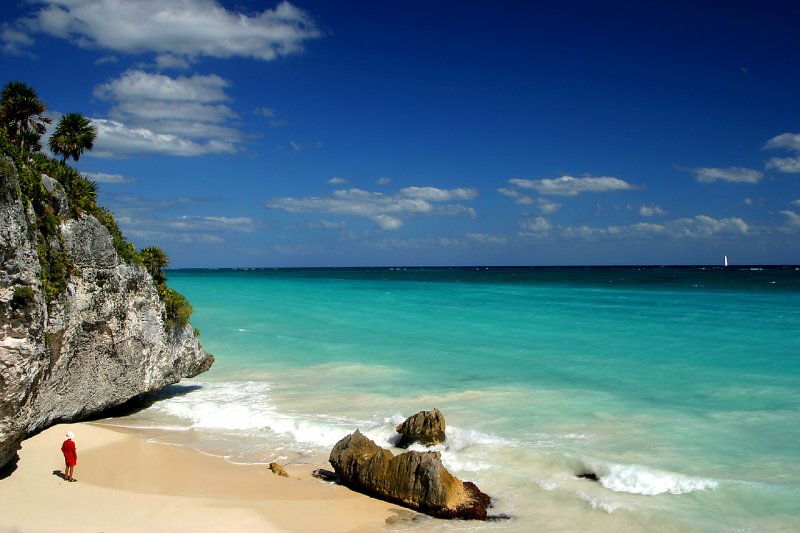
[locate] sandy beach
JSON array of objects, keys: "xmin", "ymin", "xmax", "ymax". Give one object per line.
[{"xmin": 0, "ymin": 422, "xmax": 408, "ymax": 533}]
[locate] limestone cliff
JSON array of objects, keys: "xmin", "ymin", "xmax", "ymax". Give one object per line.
[{"xmin": 0, "ymin": 157, "xmax": 214, "ymax": 468}]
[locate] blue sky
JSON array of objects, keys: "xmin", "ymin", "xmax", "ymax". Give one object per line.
[{"xmin": 2, "ymin": 0, "xmax": 799, "ymax": 267}]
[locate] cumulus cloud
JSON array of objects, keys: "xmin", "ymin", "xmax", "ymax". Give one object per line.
[
  {"xmin": 767, "ymin": 158, "xmax": 800, "ymax": 173},
  {"xmin": 377, "ymin": 177, "xmax": 392, "ymax": 186},
  {"xmin": 687, "ymin": 166, "xmax": 764, "ymax": 184},
  {"xmin": 90, "ymin": 70, "xmax": 242, "ymax": 157},
  {"xmin": 518, "ymin": 216, "xmax": 552, "ymax": 236},
  {"xmin": 328, "ymin": 177, "xmax": 349, "ymax": 185},
  {"xmin": 7, "ymin": 0, "xmax": 321, "ymax": 62},
  {"xmin": 265, "ymin": 186, "xmax": 478, "ymax": 230},
  {"xmin": 765, "ymin": 132, "xmax": 800, "ymax": 151},
  {"xmin": 90, "ymin": 118, "xmax": 237, "ymax": 158},
  {"xmin": 507, "ymin": 175, "xmax": 635, "ymax": 196},
  {"xmin": 639, "ymin": 204, "xmax": 667, "ymax": 217},
  {"xmin": 793, "ymin": 199, "xmax": 800, "ymax": 206},
  {"xmin": 95, "ymin": 69, "xmax": 230, "ymax": 107},
  {"xmin": 764, "ymin": 133, "xmax": 800, "ymax": 173}
]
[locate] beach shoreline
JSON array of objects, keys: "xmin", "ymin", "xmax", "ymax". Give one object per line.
[{"xmin": 0, "ymin": 422, "xmax": 408, "ymax": 533}]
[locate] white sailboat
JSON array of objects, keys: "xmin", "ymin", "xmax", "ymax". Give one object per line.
[{"xmin": 724, "ymin": 255, "xmax": 728, "ymax": 267}]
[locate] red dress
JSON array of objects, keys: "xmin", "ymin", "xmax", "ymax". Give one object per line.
[{"xmin": 61, "ymin": 439, "xmax": 76, "ymax": 466}]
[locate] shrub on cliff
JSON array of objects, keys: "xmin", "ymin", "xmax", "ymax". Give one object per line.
[{"xmin": 140, "ymin": 245, "xmax": 194, "ymax": 329}]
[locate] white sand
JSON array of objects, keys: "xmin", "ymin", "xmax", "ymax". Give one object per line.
[{"xmin": 0, "ymin": 422, "xmax": 409, "ymax": 533}]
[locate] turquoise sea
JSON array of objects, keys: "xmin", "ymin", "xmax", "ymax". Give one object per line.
[{"xmin": 109, "ymin": 267, "xmax": 800, "ymax": 532}]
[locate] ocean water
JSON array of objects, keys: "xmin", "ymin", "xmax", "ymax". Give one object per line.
[{"xmin": 106, "ymin": 267, "xmax": 800, "ymax": 532}]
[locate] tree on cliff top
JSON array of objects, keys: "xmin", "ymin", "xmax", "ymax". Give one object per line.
[
  {"xmin": 140, "ymin": 246, "xmax": 168, "ymax": 286},
  {"xmin": 0, "ymin": 81, "xmax": 52, "ymax": 151},
  {"xmin": 48, "ymin": 113, "xmax": 97, "ymax": 163}
]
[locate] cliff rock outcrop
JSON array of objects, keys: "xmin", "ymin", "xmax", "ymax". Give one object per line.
[
  {"xmin": 329, "ymin": 430, "xmax": 491, "ymax": 520},
  {"xmin": 395, "ymin": 408, "xmax": 446, "ymax": 448},
  {"xmin": 0, "ymin": 157, "xmax": 213, "ymax": 468}
]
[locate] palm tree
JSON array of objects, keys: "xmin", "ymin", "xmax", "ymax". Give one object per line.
[
  {"xmin": 0, "ymin": 81, "xmax": 52, "ymax": 151},
  {"xmin": 48, "ymin": 113, "xmax": 97, "ymax": 163}
]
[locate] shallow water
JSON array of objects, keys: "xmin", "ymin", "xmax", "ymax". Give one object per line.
[{"xmin": 106, "ymin": 267, "xmax": 800, "ymax": 531}]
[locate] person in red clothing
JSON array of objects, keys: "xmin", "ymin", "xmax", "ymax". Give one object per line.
[{"xmin": 61, "ymin": 431, "xmax": 77, "ymax": 482}]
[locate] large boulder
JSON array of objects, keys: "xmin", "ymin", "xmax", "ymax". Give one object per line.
[
  {"xmin": 329, "ymin": 430, "xmax": 491, "ymax": 520},
  {"xmin": 395, "ymin": 408, "xmax": 446, "ymax": 448}
]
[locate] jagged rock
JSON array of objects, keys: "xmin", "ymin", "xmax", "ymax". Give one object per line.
[
  {"xmin": 395, "ymin": 408, "xmax": 446, "ymax": 448},
  {"xmin": 0, "ymin": 158, "xmax": 214, "ymax": 469},
  {"xmin": 40, "ymin": 174, "xmax": 69, "ymax": 217},
  {"xmin": 269, "ymin": 462, "xmax": 288, "ymax": 477},
  {"xmin": 329, "ymin": 430, "xmax": 491, "ymax": 520}
]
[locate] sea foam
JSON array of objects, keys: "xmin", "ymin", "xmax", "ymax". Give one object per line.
[{"xmin": 592, "ymin": 462, "xmax": 719, "ymax": 495}]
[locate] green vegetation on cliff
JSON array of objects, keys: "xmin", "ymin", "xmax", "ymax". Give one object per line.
[{"xmin": 0, "ymin": 80, "xmax": 194, "ymax": 331}]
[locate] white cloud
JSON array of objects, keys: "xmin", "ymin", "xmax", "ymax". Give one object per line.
[
  {"xmin": 508, "ymin": 175, "xmax": 635, "ymax": 196},
  {"xmin": 94, "ymin": 54, "xmax": 118, "ymax": 65},
  {"xmin": 765, "ymin": 133, "xmax": 800, "ymax": 152},
  {"xmin": 372, "ymin": 215, "xmax": 404, "ymax": 230},
  {"xmin": 764, "ymin": 133, "xmax": 800, "ymax": 174},
  {"xmin": 167, "ymin": 215, "xmax": 258, "ymax": 233},
  {"xmin": 328, "ymin": 177, "xmax": 349, "ymax": 185},
  {"xmin": 83, "ymin": 171, "xmax": 135, "ymax": 184},
  {"xmin": 466, "ymin": 233, "xmax": 507, "ymax": 244},
  {"xmin": 255, "ymin": 107, "xmax": 288, "ymax": 127},
  {"xmin": 104, "ymin": 196, "xmax": 258, "ymax": 245},
  {"xmin": 95, "ymin": 70, "xmax": 231, "ymax": 104},
  {"xmin": 91, "ymin": 118, "xmax": 237, "ymax": 158},
  {"xmin": 780, "ymin": 210, "xmax": 800, "ymax": 227},
  {"xmin": 155, "ymin": 54, "xmax": 191, "ymax": 71},
  {"xmin": 372, "ymin": 237, "xmax": 467, "ymax": 251},
  {"xmin": 639, "ymin": 205, "xmax": 667, "ymax": 217},
  {"xmin": 518, "ymin": 216, "xmax": 551, "ymax": 236},
  {"xmin": 766, "ymin": 157, "xmax": 800, "ymax": 173},
  {"xmin": 315, "ymin": 220, "xmax": 347, "ymax": 230},
  {"xmin": 688, "ymin": 166, "xmax": 764, "ymax": 184},
  {"xmin": 255, "ymin": 107, "xmax": 277, "ymax": 118},
  {"xmin": 265, "ymin": 186, "xmax": 478, "ymax": 230},
  {"xmin": 1, "ymin": 26, "xmax": 35, "ymax": 55},
  {"xmin": 286, "ymin": 140, "xmax": 323, "ymax": 152},
  {"xmin": 14, "ymin": 0, "xmax": 321, "ymax": 62},
  {"xmin": 398, "ymin": 186, "xmax": 478, "ymax": 201},
  {"xmin": 792, "ymin": 199, "xmax": 800, "ymax": 206},
  {"xmin": 498, "ymin": 188, "xmax": 561, "ymax": 213},
  {"xmin": 560, "ymin": 215, "xmax": 749, "ymax": 240},
  {"xmin": 90, "ymin": 70, "xmax": 242, "ymax": 157},
  {"xmin": 377, "ymin": 177, "xmax": 392, "ymax": 186}
]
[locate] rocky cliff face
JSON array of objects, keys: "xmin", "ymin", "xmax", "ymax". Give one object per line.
[{"xmin": 0, "ymin": 157, "xmax": 213, "ymax": 468}]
